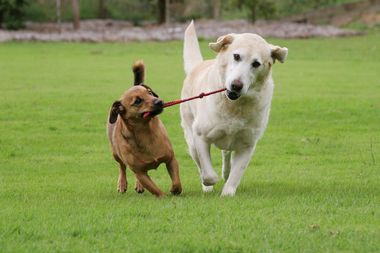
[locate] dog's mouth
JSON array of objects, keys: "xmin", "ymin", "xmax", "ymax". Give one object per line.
[
  {"xmin": 142, "ymin": 107, "xmax": 163, "ymax": 119},
  {"xmin": 226, "ymin": 90, "xmax": 241, "ymax": 100}
]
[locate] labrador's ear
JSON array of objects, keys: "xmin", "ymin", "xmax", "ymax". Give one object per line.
[
  {"xmin": 270, "ymin": 44, "xmax": 288, "ymax": 63},
  {"xmin": 132, "ymin": 60, "xmax": 144, "ymax": 85},
  {"xmin": 109, "ymin": 101, "xmax": 125, "ymax": 124},
  {"xmin": 209, "ymin": 34, "xmax": 235, "ymax": 52},
  {"xmin": 140, "ymin": 84, "xmax": 159, "ymax": 98}
]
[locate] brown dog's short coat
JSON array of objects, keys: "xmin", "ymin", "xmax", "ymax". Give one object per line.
[{"xmin": 107, "ymin": 60, "xmax": 182, "ymax": 197}]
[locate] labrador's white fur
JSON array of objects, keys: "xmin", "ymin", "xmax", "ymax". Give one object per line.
[{"xmin": 180, "ymin": 21, "xmax": 288, "ymax": 196}]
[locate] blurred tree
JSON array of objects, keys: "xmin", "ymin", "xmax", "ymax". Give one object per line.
[
  {"xmin": 180, "ymin": 1, "xmax": 209, "ymax": 21},
  {"xmin": 98, "ymin": 0, "xmax": 108, "ymax": 19},
  {"xmin": 72, "ymin": 0, "xmax": 80, "ymax": 29},
  {"xmin": 158, "ymin": 0, "xmax": 170, "ymax": 24},
  {"xmin": 0, "ymin": 0, "xmax": 27, "ymax": 30},
  {"xmin": 0, "ymin": 1, "xmax": 4, "ymax": 26},
  {"xmin": 56, "ymin": 0, "xmax": 61, "ymax": 29},
  {"xmin": 212, "ymin": 0, "xmax": 221, "ymax": 20},
  {"xmin": 277, "ymin": 0, "xmax": 340, "ymax": 17},
  {"xmin": 235, "ymin": 0, "xmax": 276, "ymax": 22}
]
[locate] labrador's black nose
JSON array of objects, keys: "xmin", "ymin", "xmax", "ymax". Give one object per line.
[
  {"xmin": 154, "ymin": 99, "xmax": 163, "ymax": 107},
  {"xmin": 231, "ymin": 80, "xmax": 243, "ymax": 92}
]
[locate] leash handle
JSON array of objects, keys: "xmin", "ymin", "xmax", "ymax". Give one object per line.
[{"xmin": 163, "ymin": 88, "xmax": 226, "ymax": 108}]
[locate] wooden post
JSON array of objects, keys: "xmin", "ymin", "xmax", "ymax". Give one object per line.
[
  {"xmin": 158, "ymin": 0, "xmax": 170, "ymax": 24},
  {"xmin": 98, "ymin": 0, "xmax": 107, "ymax": 19},
  {"xmin": 56, "ymin": 0, "xmax": 61, "ymax": 31},
  {"xmin": 165, "ymin": 0, "xmax": 170, "ymax": 24},
  {"xmin": 212, "ymin": 0, "xmax": 221, "ymax": 20},
  {"xmin": 72, "ymin": 0, "xmax": 80, "ymax": 30}
]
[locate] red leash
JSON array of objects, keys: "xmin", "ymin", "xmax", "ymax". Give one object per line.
[
  {"xmin": 143, "ymin": 87, "xmax": 226, "ymax": 118},
  {"xmin": 163, "ymin": 88, "xmax": 226, "ymax": 108}
]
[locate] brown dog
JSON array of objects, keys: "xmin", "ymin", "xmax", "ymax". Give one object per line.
[{"xmin": 107, "ymin": 60, "xmax": 182, "ymax": 198}]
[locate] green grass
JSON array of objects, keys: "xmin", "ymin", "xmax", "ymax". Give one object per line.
[{"xmin": 0, "ymin": 34, "xmax": 379, "ymax": 252}]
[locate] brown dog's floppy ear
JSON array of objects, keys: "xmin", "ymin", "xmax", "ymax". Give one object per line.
[
  {"xmin": 209, "ymin": 34, "xmax": 234, "ymax": 52},
  {"xmin": 270, "ymin": 44, "xmax": 288, "ymax": 63},
  {"xmin": 132, "ymin": 60, "xmax": 144, "ymax": 85},
  {"xmin": 109, "ymin": 101, "xmax": 125, "ymax": 124}
]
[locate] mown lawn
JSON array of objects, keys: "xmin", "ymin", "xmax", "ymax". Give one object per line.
[{"xmin": 0, "ymin": 34, "xmax": 379, "ymax": 252}]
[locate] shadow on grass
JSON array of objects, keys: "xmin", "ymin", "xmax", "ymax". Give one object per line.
[
  {"xmin": 92, "ymin": 179, "xmax": 379, "ymax": 202},
  {"xmin": 236, "ymin": 180, "xmax": 379, "ymax": 199}
]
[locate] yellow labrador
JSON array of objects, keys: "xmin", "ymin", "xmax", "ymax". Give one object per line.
[{"xmin": 180, "ymin": 21, "xmax": 288, "ymax": 196}]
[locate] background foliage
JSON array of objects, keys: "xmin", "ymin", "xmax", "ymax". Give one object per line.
[
  {"xmin": 0, "ymin": 0, "xmax": 27, "ymax": 29},
  {"xmin": 0, "ymin": 0, "xmax": 362, "ymax": 29}
]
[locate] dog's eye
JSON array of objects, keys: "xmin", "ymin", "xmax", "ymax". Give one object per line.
[
  {"xmin": 233, "ymin": 54, "xmax": 241, "ymax": 62},
  {"xmin": 134, "ymin": 97, "xmax": 143, "ymax": 105},
  {"xmin": 251, "ymin": 60, "xmax": 261, "ymax": 68}
]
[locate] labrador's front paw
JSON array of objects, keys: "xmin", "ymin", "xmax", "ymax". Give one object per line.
[
  {"xmin": 201, "ymin": 171, "xmax": 219, "ymax": 186},
  {"xmin": 202, "ymin": 185, "xmax": 214, "ymax": 193},
  {"xmin": 221, "ymin": 185, "xmax": 236, "ymax": 197}
]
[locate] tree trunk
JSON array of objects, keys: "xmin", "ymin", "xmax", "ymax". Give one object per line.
[
  {"xmin": 212, "ymin": 0, "xmax": 221, "ymax": 20},
  {"xmin": 158, "ymin": 0, "xmax": 170, "ymax": 24},
  {"xmin": 98, "ymin": 0, "xmax": 107, "ymax": 19},
  {"xmin": 72, "ymin": 0, "xmax": 80, "ymax": 30},
  {"xmin": 56, "ymin": 0, "xmax": 61, "ymax": 31},
  {"xmin": 248, "ymin": 0, "xmax": 258, "ymax": 23},
  {"xmin": 165, "ymin": 0, "xmax": 170, "ymax": 24}
]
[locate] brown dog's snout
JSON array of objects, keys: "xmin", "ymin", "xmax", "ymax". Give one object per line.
[
  {"xmin": 231, "ymin": 80, "xmax": 243, "ymax": 92},
  {"xmin": 154, "ymin": 99, "xmax": 164, "ymax": 107}
]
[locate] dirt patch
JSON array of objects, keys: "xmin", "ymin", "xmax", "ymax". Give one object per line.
[{"xmin": 0, "ymin": 19, "xmax": 362, "ymax": 43}]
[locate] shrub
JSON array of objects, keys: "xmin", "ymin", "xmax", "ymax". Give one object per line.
[
  {"xmin": 0, "ymin": 0, "xmax": 27, "ymax": 30},
  {"xmin": 234, "ymin": 0, "xmax": 277, "ymax": 22}
]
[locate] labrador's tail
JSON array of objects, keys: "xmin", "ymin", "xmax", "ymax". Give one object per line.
[{"xmin": 183, "ymin": 21, "xmax": 203, "ymax": 76}]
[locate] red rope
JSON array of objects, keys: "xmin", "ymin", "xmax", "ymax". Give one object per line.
[
  {"xmin": 143, "ymin": 88, "xmax": 226, "ymax": 118},
  {"xmin": 163, "ymin": 88, "xmax": 226, "ymax": 108}
]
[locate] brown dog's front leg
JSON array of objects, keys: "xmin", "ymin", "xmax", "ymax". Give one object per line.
[
  {"xmin": 135, "ymin": 172, "xmax": 164, "ymax": 198},
  {"xmin": 118, "ymin": 163, "xmax": 127, "ymax": 193},
  {"xmin": 166, "ymin": 157, "xmax": 182, "ymax": 195}
]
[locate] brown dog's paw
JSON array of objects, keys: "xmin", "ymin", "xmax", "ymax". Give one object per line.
[
  {"xmin": 117, "ymin": 181, "xmax": 127, "ymax": 193},
  {"xmin": 134, "ymin": 181, "xmax": 145, "ymax": 194},
  {"xmin": 134, "ymin": 186, "xmax": 145, "ymax": 194},
  {"xmin": 156, "ymin": 192, "xmax": 165, "ymax": 198},
  {"xmin": 117, "ymin": 186, "xmax": 127, "ymax": 193},
  {"xmin": 170, "ymin": 184, "xmax": 182, "ymax": 195}
]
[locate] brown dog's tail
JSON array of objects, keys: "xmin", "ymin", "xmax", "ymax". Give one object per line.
[{"xmin": 132, "ymin": 60, "xmax": 144, "ymax": 85}]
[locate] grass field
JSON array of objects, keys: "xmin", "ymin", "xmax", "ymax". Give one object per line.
[{"xmin": 0, "ymin": 34, "xmax": 379, "ymax": 252}]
